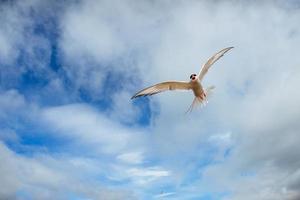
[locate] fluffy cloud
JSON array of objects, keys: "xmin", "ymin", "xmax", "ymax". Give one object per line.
[
  {"xmin": 143, "ymin": 1, "xmax": 300, "ymax": 199},
  {"xmin": 41, "ymin": 103, "xmax": 172, "ymax": 186},
  {"xmin": 1, "ymin": 0, "xmax": 300, "ymax": 199},
  {"xmin": 0, "ymin": 141, "xmax": 136, "ymax": 200}
]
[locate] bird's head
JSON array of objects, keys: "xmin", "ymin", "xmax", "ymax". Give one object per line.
[{"xmin": 190, "ymin": 73, "xmax": 197, "ymax": 82}]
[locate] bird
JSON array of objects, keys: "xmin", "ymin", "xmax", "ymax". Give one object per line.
[{"xmin": 131, "ymin": 47, "xmax": 234, "ymax": 112}]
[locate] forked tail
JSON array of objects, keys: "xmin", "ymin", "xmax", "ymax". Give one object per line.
[{"xmin": 185, "ymin": 85, "xmax": 215, "ymax": 113}]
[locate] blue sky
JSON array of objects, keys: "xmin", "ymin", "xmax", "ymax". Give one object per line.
[{"xmin": 1, "ymin": 0, "xmax": 300, "ymax": 200}]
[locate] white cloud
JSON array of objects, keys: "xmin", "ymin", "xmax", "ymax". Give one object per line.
[
  {"xmin": 109, "ymin": 91, "xmax": 141, "ymax": 124},
  {"xmin": 117, "ymin": 151, "xmax": 144, "ymax": 165},
  {"xmin": 0, "ymin": 0, "xmax": 64, "ymax": 94},
  {"xmin": 0, "ymin": 141, "xmax": 137, "ymax": 200},
  {"xmin": 0, "ymin": 2, "xmax": 24, "ymax": 64},
  {"xmin": 42, "ymin": 104, "xmax": 136, "ymax": 154},
  {"xmin": 60, "ymin": 1, "xmax": 125, "ymax": 63},
  {"xmin": 127, "ymin": 167, "xmax": 170, "ymax": 178},
  {"xmin": 0, "ymin": 31, "xmax": 13, "ymax": 62},
  {"xmin": 41, "ymin": 103, "xmax": 173, "ymax": 195},
  {"xmin": 154, "ymin": 192, "xmax": 176, "ymax": 199},
  {"xmin": 126, "ymin": 167, "xmax": 171, "ymax": 186},
  {"xmin": 114, "ymin": 1, "xmax": 300, "ymax": 199},
  {"xmin": 0, "ymin": 89, "xmax": 170, "ymax": 199},
  {"xmin": 58, "ymin": 0, "xmax": 171, "ymax": 101},
  {"xmin": 0, "ymin": 90, "xmax": 26, "ymax": 115},
  {"xmin": 1, "ymin": 0, "xmax": 300, "ymax": 199}
]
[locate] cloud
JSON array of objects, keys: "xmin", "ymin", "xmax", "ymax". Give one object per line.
[
  {"xmin": 106, "ymin": 1, "xmax": 300, "ymax": 199},
  {"xmin": 0, "ymin": 90, "xmax": 26, "ymax": 116},
  {"xmin": 0, "ymin": 89, "xmax": 170, "ymax": 199},
  {"xmin": 1, "ymin": 0, "xmax": 300, "ymax": 199},
  {"xmin": 117, "ymin": 151, "xmax": 144, "ymax": 164},
  {"xmin": 154, "ymin": 192, "xmax": 176, "ymax": 199},
  {"xmin": 0, "ymin": 1, "xmax": 24, "ymax": 64},
  {"xmin": 41, "ymin": 103, "xmax": 173, "ymax": 197},
  {"xmin": 58, "ymin": 0, "xmax": 172, "ymax": 103},
  {"xmin": 41, "ymin": 103, "xmax": 143, "ymax": 155},
  {"xmin": 0, "ymin": 141, "xmax": 136, "ymax": 200}
]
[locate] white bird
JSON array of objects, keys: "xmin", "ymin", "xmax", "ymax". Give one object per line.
[{"xmin": 131, "ymin": 47, "xmax": 233, "ymax": 112}]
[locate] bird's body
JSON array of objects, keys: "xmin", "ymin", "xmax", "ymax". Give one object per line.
[
  {"xmin": 131, "ymin": 47, "xmax": 234, "ymax": 112},
  {"xmin": 190, "ymin": 80, "xmax": 205, "ymax": 99}
]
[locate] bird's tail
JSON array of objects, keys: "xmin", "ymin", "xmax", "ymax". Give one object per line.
[
  {"xmin": 185, "ymin": 85, "xmax": 215, "ymax": 114},
  {"xmin": 185, "ymin": 97, "xmax": 199, "ymax": 114}
]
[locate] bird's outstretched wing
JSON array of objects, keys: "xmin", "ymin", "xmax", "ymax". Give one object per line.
[
  {"xmin": 131, "ymin": 81, "xmax": 191, "ymax": 99},
  {"xmin": 198, "ymin": 47, "xmax": 234, "ymax": 82}
]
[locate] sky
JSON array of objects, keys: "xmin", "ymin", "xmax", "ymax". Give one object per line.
[{"xmin": 0, "ymin": 0, "xmax": 300, "ymax": 199}]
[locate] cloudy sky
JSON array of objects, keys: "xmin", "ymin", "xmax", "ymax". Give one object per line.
[{"xmin": 1, "ymin": 0, "xmax": 300, "ymax": 199}]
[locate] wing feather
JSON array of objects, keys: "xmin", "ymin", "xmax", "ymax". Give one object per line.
[
  {"xmin": 198, "ymin": 47, "xmax": 234, "ymax": 81},
  {"xmin": 131, "ymin": 81, "xmax": 191, "ymax": 99}
]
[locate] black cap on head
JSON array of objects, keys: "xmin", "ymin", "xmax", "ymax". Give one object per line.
[{"xmin": 190, "ymin": 74, "xmax": 196, "ymax": 79}]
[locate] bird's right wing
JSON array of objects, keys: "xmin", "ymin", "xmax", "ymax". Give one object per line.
[
  {"xmin": 198, "ymin": 47, "xmax": 234, "ymax": 82},
  {"xmin": 131, "ymin": 81, "xmax": 191, "ymax": 99}
]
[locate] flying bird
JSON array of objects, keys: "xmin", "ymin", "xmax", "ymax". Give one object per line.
[{"xmin": 131, "ymin": 47, "xmax": 234, "ymax": 112}]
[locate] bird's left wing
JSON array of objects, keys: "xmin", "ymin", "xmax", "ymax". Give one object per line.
[
  {"xmin": 131, "ymin": 81, "xmax": 191, "ymax": 99},
  {"xmin": 198, "ymin": 47, "xmax": 234, "ymax": 82}
]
